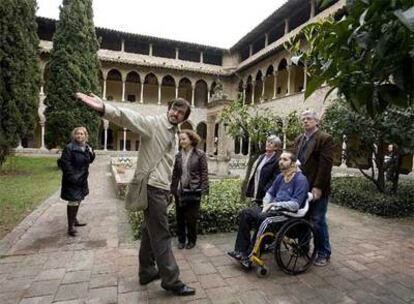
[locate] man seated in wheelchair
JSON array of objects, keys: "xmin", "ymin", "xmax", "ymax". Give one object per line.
[{"xmin": 228, "ymin": 151, "xmax": 309, "ymax": 269}]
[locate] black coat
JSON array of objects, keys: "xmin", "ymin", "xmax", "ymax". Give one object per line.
[
  {"xmin": 171, "ymin": 148, "xmax": 209, "ymax": 196},
  {"xmin": 60, "ymin": 142, "xmax": 95, "ymax": 202},
  {"xmin": 245, "ymin": 152, "xmax": 281, "ymax": 201}
]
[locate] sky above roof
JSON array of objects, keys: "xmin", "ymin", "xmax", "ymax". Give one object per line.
[{"xmin": 36, "ymin": 0, "xmax": 287, "ymax": 48}]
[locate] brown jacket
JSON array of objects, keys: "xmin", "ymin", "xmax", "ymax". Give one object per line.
[
  {"xmin": 294, "ymin": 130, "xmax": 335, "ymax": 196},
  {"xmin": 171, "ymin": 148, "xmax": 209, "ymax": 196}
]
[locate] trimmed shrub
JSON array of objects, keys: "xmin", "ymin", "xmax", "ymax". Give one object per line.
[
  {"xmin": 128, "ymin": 179, "xmax": 249, "ymax": 239},
  {"xmin": 331, "ymin": 177, "xmax": 414, "ymax": 217}
]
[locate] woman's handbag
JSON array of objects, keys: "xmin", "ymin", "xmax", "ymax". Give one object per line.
[{"xmin": 179, "ymin": 188, "xmax": 202, "ymax": 205}]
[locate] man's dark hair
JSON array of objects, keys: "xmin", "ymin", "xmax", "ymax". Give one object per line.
[
  {"xmin": 283, "ymin": 150, "xmax": 297, "ymax": 163},
  {"xmin": 168, "ymin": 98, "xmax": 191, "ymax": 120}
]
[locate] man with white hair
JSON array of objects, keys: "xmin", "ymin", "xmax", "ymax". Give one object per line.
[{"xmin": 294, "ymin": 109, "xmax": 335, "ymax": 266}]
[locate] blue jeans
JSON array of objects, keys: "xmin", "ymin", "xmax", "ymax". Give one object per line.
[{"xmin": 308, "ymin": 196, "xmax": 331, "ymax": 258}]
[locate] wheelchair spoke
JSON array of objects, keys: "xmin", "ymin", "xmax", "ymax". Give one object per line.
[{"xmin": 291, "ymin": 253, "xmax": 299, "ymax": 272}]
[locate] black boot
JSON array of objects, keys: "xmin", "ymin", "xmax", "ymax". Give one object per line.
[
  {"xmin": 67, "ymin": 205, "xmax": 77, "ymax": 236},
  {"xmin": 73, "ymin": 205, "xmax": 87, "ymax": 227}
]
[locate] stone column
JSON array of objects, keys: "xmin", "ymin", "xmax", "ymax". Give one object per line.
[
  {"xmin": 261, "ymin": 76, "xmax": 265, "ymax": 103},
  {"xmin": 103, "ymin": 119, "xmax": 109, "ymax": 151},
  {"xmin": 122, "ymin": 128, "xmax": 127, "ymax": 151},
  {"xmin": 40, "ymin": 122, "xmax": 46, "ymax": 150},
  {"xmin": 149, "ymin": 43, "xmax": 153, "ymax": 56},
  {"xmin": 206, "ymin": 116, "xmax": 216, "ymax": 155},
  {"xmin": 157, "ymin": 83, "xmax": 161, "ymax": 105},
  {"xmin": 121, "ymin": 39, "xmax": 125, "ymax": 52},
  {"xmin": 251, "ymin": 81, "xmax": 256, "ymax": 105},
  {"xmin": 310, "ymin": 0, "xmax": 316, "ymax": 18},
  {"xmin": 286, "ymin": 65, "xmax": 291, "ymax": 95},
  {"xmin": 303, "ymin": 64, "xmax": 308, "ymax": 91},
  {"xmin": 121, "ymin": 80, "xmax": 126, "ymax": 102},
  {"xmin": 102, "ymin": 75, "xmax": 107, "ymax": 99},
  {"xmin": 175, "ymin": 48, "xmax": 179, "ymax": 60},
  {"xmin": 38, "ymin": 91, "xmax": 46, "ymax": 150},
  {"xmin": 264, "ymin": 33, "xmax": 269, "ymax": 47},
  {"xmin": 243, "ymin": 85, "xmax": 247, "ymax": 104},
  {"xmin": 200, "ymin": 51, "xmax": 204, "ymax": 63},
  {"xmin": 249, "ymin": 44, "xmax": 253, "ymax": 57},
  {"xmin": 191, "ymin": 84, "xmax": 195, "ymax": 107},
  {"xmin": 273, "ymin": 71, "xmax": 278, "ymax": 98},
  {"xmin": 284, "ymin": 18, "xmax": 289, "ymax": 35},
  {"xmin": 207, "ymin": 89, "xmax": 210, "ymax": 103},
  {"xmin": 175, "ymin": 85, "xmax": 179, "ymax": 99},
  {"xmin": 340, "ymin": 135, "xmax": 347, "ymax": 168},
  {"xmin": 140, "ymin": 82, "xmax": 144, "ymax": 103},
  {"xmin": 16, "ymin": 139, "xmax": 23, "ymax": 150}
]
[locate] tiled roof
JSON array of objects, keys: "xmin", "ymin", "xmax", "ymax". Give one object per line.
[{"xmin": 39, "ymin": 40, "xmax": 230, "ymax": 75}]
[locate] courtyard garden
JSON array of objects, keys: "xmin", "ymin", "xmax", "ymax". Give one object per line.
[{"xmin": 0, "ymin": 156, "xmax": 61, "ymax": 239}]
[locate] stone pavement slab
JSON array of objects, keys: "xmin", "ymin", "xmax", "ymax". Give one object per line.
[{"xmin": 0, "ymin": 155, "xmax": 413, "ymax": 303}]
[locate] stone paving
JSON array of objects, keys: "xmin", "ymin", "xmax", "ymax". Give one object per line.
[{"xmin": 0, "ymin": 155, "xmax": 413, "ymax": 304}]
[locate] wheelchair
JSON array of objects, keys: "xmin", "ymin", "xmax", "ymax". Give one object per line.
[{"xmin": 249, "ymin": 193, "xmax": 319, "ymax": 278}]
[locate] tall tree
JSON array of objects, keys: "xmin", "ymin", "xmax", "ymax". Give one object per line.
[
  {"xmin": 287, "ymin": 0, "xmax": 414, "ymax": 117},
  {"xmin": 322, "ymin": 101, "xmax": 414, "ymax": 193},
  {"xmin": 44, "ymin": 0, "xmax": 101, "ymax": 148},
  {"xmin": 0, "ymin": 0, "xmax": 40, "ymax": 167}
]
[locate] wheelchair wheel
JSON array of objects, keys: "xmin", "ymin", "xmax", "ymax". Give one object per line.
[
  {"xmin": 274, "ymin": 219, "xmax": 318, "ymax": 275},
  {"xmin": 255, "ymin": 265, "xmax": 270, "ymax": 278}
]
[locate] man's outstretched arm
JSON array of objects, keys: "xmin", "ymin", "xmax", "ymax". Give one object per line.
[{"xmin": 75, "ymin": 92, "xmax": 104, "ymax": 113}]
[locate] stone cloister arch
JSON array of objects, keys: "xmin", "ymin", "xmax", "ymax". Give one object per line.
[
  {"xmin": 194, "ymin": 80, "xmax": 208, "ymax": 108},
  {"xmin": 161, "ymin": 75, "xmax": 176, "ymax": 104},
  {"xmin": 264, "ymin": 65, "xmax": 274, "ymax": 100},
  {"xmin": 245, "ymin": 76, "xmax": 252, "ymax": 104},
  {"xmin": 125, "ymin": 71, "xmax": 140, "ymax": 102},
  {"xmin": 196, "ymin": 122, "xmax": 207, "ymax": 151},
  {"xmin": 143, "ymin": 73, "xmax": 159, "ymax": 104},
  {"xmin": 106, "ymin": 69, "xmax": 122, "ymax": 101},
  {"xmin": 178, "ymin": 78, "xmax": 192, "ymax": 104},
  {"xmin": 238, "ymin": 80, "xmax": 244, "ymax": 102},
  {"xmin": 277, "ymin": 59, "xmax": 288, "ymax": 97},
  {"xmin": 254, "ymin": 70, "xmax": 263, "ymax": 104}
]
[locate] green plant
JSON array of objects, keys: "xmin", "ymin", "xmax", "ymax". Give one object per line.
[
  {"xmin": 331, "ymin": 177, "xmax": 414, "ymax": 217},
  {"xmin": 0, "ymin": 0, "xmax": 40, "ymax": 167},
  {"xmin": 44, "ymin": 0, "xmax": 101, "ymax": 149},
  {"xmin": 128, "ymin": 179, "xmax": 250, "ymax": 239},
  {"xmin": 322, "ymin": 102, "xmax": 414, "ymax": 193},
  {"xmin": 287, "ymin": 0, "xmax": 414, "ymax": 116}
]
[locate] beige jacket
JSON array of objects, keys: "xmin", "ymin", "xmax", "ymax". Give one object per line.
[{"xmin": 103, "ymin": 103, "xmax": 178, "ymax": 190}]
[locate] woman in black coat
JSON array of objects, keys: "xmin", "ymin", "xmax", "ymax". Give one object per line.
[
  {"xmin": 60, "ymin": 127, "xmax": 95, "ymax": 236},
  {"xmin": 245, "ymin": 135, "xmax": 282, "ymax": 205},
  {"xmin": 171, "ymin": 129, "xmax": 209, "ymax": 249}
]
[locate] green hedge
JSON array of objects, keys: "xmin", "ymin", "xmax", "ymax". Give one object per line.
[
  {"xmin": 331, "ymin": 177, "xmax": 414, "ymax": 217},
  {"xmin": 128, "ymin": 179, "xmax": 250, "ymax": 239}
]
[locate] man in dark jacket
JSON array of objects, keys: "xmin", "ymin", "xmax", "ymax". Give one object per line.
[
  {"xmin": 245, "ymin": 135, "xmax": 282, "ymax": 205},
  {"xmin": 294, "ymin": 109, "xmax": 335, "ymax": 266}
]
